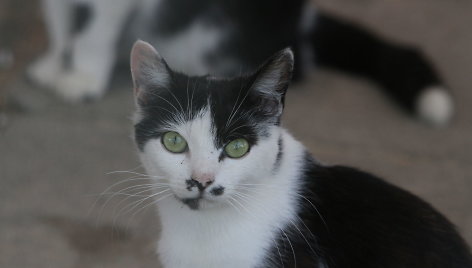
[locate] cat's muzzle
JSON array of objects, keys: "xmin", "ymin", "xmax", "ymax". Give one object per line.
[{"xmin": 176, "ymin": 179, "xmax": 225, "ymax": 210}]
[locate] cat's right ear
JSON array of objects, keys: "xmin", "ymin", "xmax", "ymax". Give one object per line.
[
  {"xmin": 250, "ymin": 48, "xmax": 294, "ymax": 117},
  {"xmin": 130, "ymin": 40, "xmax": 170, "ymax": 104}
]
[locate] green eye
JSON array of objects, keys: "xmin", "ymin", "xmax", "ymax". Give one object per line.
[
  {"xmin": 162, "ymin": 132, "xmax": 187, "ymax": 153},
  {"xmin": 224, "ymin": 138, "xmax": 249, "ymax": 158}
]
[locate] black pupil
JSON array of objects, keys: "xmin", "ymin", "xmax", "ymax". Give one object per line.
[
  {"xmin": 234, "ymin": 141, "xmax": 242, "ymax": 150},
  {"xmin": 172, "ymin": 135, "xmax": 179, "ymax": 144}
]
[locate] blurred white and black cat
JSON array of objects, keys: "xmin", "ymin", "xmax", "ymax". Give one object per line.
[
  {"xmin": 130, "ymin": 40, "xmax": 472, "ymax": 268},
  {"xmin": 29, "ymin": 0, "xmax": 452, "ymax": 126}
]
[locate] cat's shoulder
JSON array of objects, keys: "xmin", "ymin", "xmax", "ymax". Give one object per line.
[
  {"xmin": 303, "ymin": 162, "xmax": 445, "ymax": 222},
  {"xmin": 297, "ymin": 160, "xmax": 472, "ymax": 267}
]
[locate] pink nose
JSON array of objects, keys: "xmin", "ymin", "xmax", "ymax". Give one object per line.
[{"xmin": 192, "ymin": 172, "xmax": 215, "ymax": 186}]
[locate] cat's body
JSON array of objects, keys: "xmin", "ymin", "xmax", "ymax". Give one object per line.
[
  {"xmin": 130, "ymin": 41, "xmax": 472, "ymax": 268},
  {"xmin": 270, "ymin": 160, "xmax": 472, "ymax": 267},
  {"xmin": 31, "ymin": 0, "xmax": 453, "ymax": 125}
]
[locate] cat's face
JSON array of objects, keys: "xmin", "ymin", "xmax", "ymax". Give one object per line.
[{"xmin": 130, "ymin": 41, "xmax": 293, "ymax": 210}]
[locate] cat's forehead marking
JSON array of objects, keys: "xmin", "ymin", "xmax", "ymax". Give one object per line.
[
  {"xmin": 177, "ymin": 73, "xmax": 280, "ymax": 149},
  {"xmin": 175, "ymin": 109, "xmax": 221, "ymax": 175},
  {"xmin": 174, "ymin": 108, "xmax": 215, "ymax": 148},
  {"xmin": 135, "ymin": 74, "xmax": 272, "ymax": 150}
]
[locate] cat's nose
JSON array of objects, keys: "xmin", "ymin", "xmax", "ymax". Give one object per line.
[{"xmin": 190, "ymin": 173, "xmax": 214, "ymax": 190}]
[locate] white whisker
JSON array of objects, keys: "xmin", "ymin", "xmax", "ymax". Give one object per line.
[
  {"xmin": 281, "ymin": 229, "xmax": 297, "ymax": 268},
  {"xmin": 88, "ymin": 176, "xmax": 154, "ymax": 218},
  {"xmin": 130, "ymin": 193, "xmax": 173, "ymax": 219},
  {"xmin": 116, "ymin": 188, "xmax": 171, "ymax": 220}
]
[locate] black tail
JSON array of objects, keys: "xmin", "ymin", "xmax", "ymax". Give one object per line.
[{"xmin": 310, "ymin": 13, "xmax": 453, "ymax": 126}]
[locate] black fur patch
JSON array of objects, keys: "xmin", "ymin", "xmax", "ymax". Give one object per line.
[
  {"xmin": 134, "ymin": 73, "xmax": 209, "ymax": 151},
  {"xmin": 312, "ymin": 13, "xmax": 444, "ymax": 113},
  {"xmin": 135, "ymin": 71, "xmax": 282, "ymax": 152},
  {"xmin": 272, "ymin": 136, "xmax": 283, "ymax": 173},
  {"xmin": 186, "ymin": 179, "xmax": 201, "ymax": 191},
  {"xmin": 210, "ymin": 186, "xmax": 224, "ymax": 196},
  {"xmin": 263, "ymin": 154, "xmax": 472, "ymax": 267},
  {"xmin": 72, "ymin": 3, "xmax": 93, "ymax": 34},
  {"xmin": 182, "ymin": 198, "xmax": 200, "ymax": 210},
  {"xmin": 208, "ymin": 75, "xmax": 263, "ymax": 148}
]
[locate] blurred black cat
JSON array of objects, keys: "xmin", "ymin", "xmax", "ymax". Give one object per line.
[{"xmin": 29, "ymin": 0, "xmax": 452, "ymax": 126}]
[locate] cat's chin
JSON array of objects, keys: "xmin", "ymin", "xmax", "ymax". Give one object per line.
[{"xmin": 173, "ymin": 195, "xmax": 226, "ymax": 211}]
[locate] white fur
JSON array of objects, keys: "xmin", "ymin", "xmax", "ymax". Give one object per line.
[
  {"xmin": 29, "ymin": 0, "xmax": 139, "ymax": 102},
  {"xmin": 138, "ymin": 109, "xmax": 306, "ymax": 268},
  {"xmin": 151, "ymin": 19, "xmax": 224, "ymax": 76},
  {"xmin": 27, "ymin": 0, "xmax": 71, "ymax": 89},
  {"xmin": 30, "ymin": 0, "xmax": 223, "ymax": 101},
  {"xmin": 416, "ymin": 86, "xmax": 454, "ymax": 126}
]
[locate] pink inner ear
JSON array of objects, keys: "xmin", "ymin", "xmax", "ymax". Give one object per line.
[
  {"xmin": 130, "ymin": 40, "xmax": 169, "ymax": 100},
  {"xmin": 130, "ymin": 40, "xmax": 156, "ymax": 87}
]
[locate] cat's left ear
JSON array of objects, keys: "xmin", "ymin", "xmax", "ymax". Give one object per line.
[
  {"xmin": 251, "ymin": 48, "xmax": 294, "ymax": 117},
  {"xmin": 130, "ymin": 40, "xmax": 171, "ymax": 104}
]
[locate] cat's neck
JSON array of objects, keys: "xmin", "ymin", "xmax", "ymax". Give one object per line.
[{"xmin": 155, "ymin": 128, "xmax": 307, "ymax": 268}]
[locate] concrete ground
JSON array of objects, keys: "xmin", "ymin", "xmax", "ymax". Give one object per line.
[{"xmin": 1, "ymin": 0, "xmax": 471, "ymax": 267}]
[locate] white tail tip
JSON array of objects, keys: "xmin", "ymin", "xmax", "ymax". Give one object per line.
[{"xmin": 416, "ymin": 86, "xmax": 454, "ymax": 127}]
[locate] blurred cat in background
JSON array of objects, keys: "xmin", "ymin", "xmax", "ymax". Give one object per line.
[{"xmin": 28, "ymin": 0, "xmax": 453, "ymax": 126}]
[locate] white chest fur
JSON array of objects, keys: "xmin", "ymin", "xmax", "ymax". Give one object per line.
[
  {"xmin": 157, "ymin": 199, "xmax": 277, "ymax": 268},
  {"xmin": 155, "ymin": 132, "xmax": 305, "ymax": 268}
]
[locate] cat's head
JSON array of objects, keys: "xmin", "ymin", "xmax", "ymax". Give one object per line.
[{"xmin": 130, "ymin": 40, "xmax": 293, "ymax": 210}]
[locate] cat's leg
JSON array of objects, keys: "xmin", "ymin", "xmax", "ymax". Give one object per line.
[
  {"xmin": 27, "ymin": 0, "xmax": 72, "ymax": 89},
  {"xmin": 311, "ymin": 14, "xmax": 454, "ymax": 127},
  {"xmin": 55, "ymin": 0, "xmax": 135, "ymax": 102}
]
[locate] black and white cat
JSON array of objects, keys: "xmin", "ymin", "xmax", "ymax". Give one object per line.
[
  {"xmin": 30, "ymin": 0, "xmax": 453, "ymax": 126},
  {"xmin": 130, "ymin": 40, "xmax": 472, "ymax": 268}
]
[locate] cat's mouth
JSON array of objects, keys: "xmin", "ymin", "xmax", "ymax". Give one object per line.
[
  {"xmin": 176, "ymin": 193, "xmax": 221, "ymax": 210},
  {"xmin": 174, "ymin": 182, "xmax": 226, "ymax": 210},
  {"xmin": 181, "ymin": 197, "xmax": 201, "ymax": 210}
]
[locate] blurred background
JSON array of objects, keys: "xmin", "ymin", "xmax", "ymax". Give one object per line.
[{"xmin": 1, "ymin": 0, "xmax": 471, "ymax": 267}]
